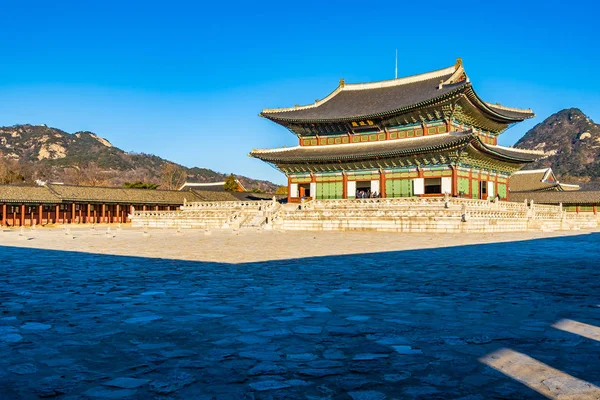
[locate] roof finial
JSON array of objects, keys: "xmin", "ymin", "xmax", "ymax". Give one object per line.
[
  {"xmin": 395, "ymin": 49, "xmax": 398, "ymax": 79},
  {"xmin": 455, "ymin": 57, "xmax": 463, "ymax": 68},
  {"xmin": 339, "ymin": 78, "xmax": 345, "ymax": 88}
]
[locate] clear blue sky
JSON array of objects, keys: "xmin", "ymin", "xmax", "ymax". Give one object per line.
[{"xmin": 1, "ymin": 0, "xmax": 599, "ymax": 185}]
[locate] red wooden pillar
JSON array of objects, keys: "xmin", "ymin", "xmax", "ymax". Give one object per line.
[
  {"xmin": 38, "ymin": 204, "xmax": 43, "ymax": 225},
  {"xmin": 468, "ymin": 169, "xmax": 473, "ymax": 198},
  {"xmin": 342, "ymin": 172, "xmax": 348, "ymax": 199},
  {"xmin": 101, "ymin": 204, "xmax": 106, "ymax": 223},
  {"xmin": 576, "ymin": 205, "xmax": 580, "ymax": 214},
  {"xmin": 451, "ymin": 165, "xmax": 458, "ymax": 197},
  {"xmin": 593, "ymin": 205, "xmax": 597, "ymax": 215},
  {"xmin": 78, "ymin": 205, "xmax": 82, "ymax": 224},
  {"xmin": 20, "ymin": 204, "xmax": 25, "ymax": 227},
  {"xmin": 70, "ymin": 203, "xmax": 75, "ymax": 224},
  {"xmin": 166, "ymin": 205, "xmax": 170, "ymax": 211},
  {"xmin": 380, "ymin": 170, "xmax": 386, "ymax": 198},
  {"xmin": 116, "ymin": 205, "xmax": 120, "ymax": 223},
  {"xmin": 155, "ymin": 205, "xmax": 159, "ymax": 211},
  {"xmin": 2, "ymin": 203, "xmax": 6, "ymax": 227},
  {"xmin": 86, "ymin": 203, "xmax": 91, "ymax": 224},
  {"xmin": 143, "ymin": 205, "xmax": 147, "ymax": 212},
  {"xmin": 13, "ymin": 206, "xmax": 17, "ymax": 227},
  {"xmin": 55, "ymin": 204, "xmax": 59, "ymax": 224}
]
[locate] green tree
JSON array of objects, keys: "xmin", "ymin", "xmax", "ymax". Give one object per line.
[{"xmin": 223, "ymin": 173, "xmax": 239, "ymax": 192}]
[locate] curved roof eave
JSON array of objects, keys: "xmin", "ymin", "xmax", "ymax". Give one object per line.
[
  {"xmin": 465, "ymin": 87, "xmax": 535, "ymax": 122},
  {"xmin": 259, "ymin": 84, "xmax": 468, "ymax": 124}
]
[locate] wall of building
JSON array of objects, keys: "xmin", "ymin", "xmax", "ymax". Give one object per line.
[{"xmin": 287, "ymin": 166, "xmax": 510, "ymax": 203}]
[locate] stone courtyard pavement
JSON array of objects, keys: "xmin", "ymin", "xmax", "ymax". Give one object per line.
[{"xmin": 1, "ymin": 230, "xmax": 599, "ymax": 399}]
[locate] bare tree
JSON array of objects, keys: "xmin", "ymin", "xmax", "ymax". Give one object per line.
[
  {"xmin": 0, "ymin": 153, "xmax": 28, "ymax": 184},
  {"xmin": 81, "ymin": 162, "xmax": 109, "ymax": 186},
  {"xmin": 160, "ymin": 162, "xmax": 187, "ymax": 190}
]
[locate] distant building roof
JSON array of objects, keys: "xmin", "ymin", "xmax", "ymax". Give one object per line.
[
  {"xmin": 0, "ymin": 184, "xmax": 203, "ymax": 205},
  {"xmin": 0, "ymin": 186, "xmax": 61, "ymax": 204},
  {"xmin": 179, "ymin": 179, "xmax": 246, "ymax": 192},
  {"xmin": 509, "ymin": 168, "xmax": 580, "ymax": 192},
  {"xmin": 510, "ymin": 190, "xmax": 600, "ymax": 205}
]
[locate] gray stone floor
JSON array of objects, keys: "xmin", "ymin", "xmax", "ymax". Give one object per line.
[{"xmin": 1, "ymin": 233, "xmax": 599, "ymax": 399}]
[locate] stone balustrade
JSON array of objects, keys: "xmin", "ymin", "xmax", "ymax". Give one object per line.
[{"xmin": 182, "ymin": 201, "xmax": 264, "ymax": 210}]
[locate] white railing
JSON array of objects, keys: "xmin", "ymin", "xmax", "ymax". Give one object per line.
[{"xmin": 181, "ymin": 200, "xmax": 265, "ymax": 210}]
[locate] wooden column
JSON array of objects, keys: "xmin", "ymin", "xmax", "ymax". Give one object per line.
[
  {"xmin": 593, "ymin": 205, "xmax": 597, "ymax": 215},
  {"xmin": 287, "ymin": 176, "xmax": 292, "ymax": 203},
  {"xmin": 20, "ymin": 204, "xmax": 25, "ymax": 227},
  {"xmin": 155, "ymin": 205, "xmax": 159, "ymax": 211},
  {"xmin": 468, "ymin": 168, "xmax": 473, "ymax": 198},
  {"xmin": 450, "ymin": 166, "xmax": 458, "ymax": 197},
  {"xmin": 143, "ymin": 205, "xmax": 147, "ymax": 211},
  {"xmin": 2, "ymin": 203, "xmax": 6, "ymax": 227},
  {"xmin": 116, "ymin": 205, "xmax": 120, "ymax": 223},
  {"xmin": 38, "ymin": 204, "xmax": 43, "ymax": 225},
  {"xmin": 78, "ymin": 205, "xmax": 82, "ymax": 224},
  {"xmin": 13, "ymin": 206, "xmax": 17, "ymax": 227},
  {"xmin": 55, "ymin": 205, "xmax": 60, "ymax": 224},
  {"xmin": 87, "ymin": 203, "xmax": 91, "ymax": 224},
  {"xmin": 101, "ymin": 204, "xmax": 106, "ymax": 223},
  {"xmin": 166, "ymin": 205, "xmax": 170, "ymax": 211},
  {"xmin": 380, "ymin": 170, "xmax": 386, "ymax": 198},
  {"xmin": 342, "ymin": 172, "xmax": 348, "ymax": 199},
  {"xmin": 576, "ymin": 205, "xmax": 580, "ymax": 214}
]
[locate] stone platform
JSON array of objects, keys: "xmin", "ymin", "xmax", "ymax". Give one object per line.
[
  {"xmin": 0, "ymin": 228, "xmax": 599, "ymax": 399},
  {"xmin": 130, "ymin": 198, "xmax": 598, "ymax": 233}
]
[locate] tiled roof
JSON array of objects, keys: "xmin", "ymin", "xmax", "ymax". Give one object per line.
[
  {"xmin": 251, "ymin": 132, "xmax": 542, "ymax": 163},
  {"xmin": 261, "ymin": 78, "xmax": 465, "ymax": 122},
  {"xmin": 191, "ymin": 190, "xmax": 241, "ymax": 202},
  {"xmin": 260, "ymin": 61, "xmax": 534, "ymax": 123},
  {"xmin": 46, "ymin": 184, "xmax": 203, "ymax": 204},
  {"xmin": 510, "ymin": 191, "xmax": 600, "ymax": 205},
  {"xmin": 0, "ymin": 186, "xmax": 61, "ymax": 203},
  {"xmin": 509, "ymin": 170, "xmax": 557, "ymax": 192}
]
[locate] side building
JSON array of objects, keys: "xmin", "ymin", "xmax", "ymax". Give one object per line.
[
  {"xmin": 0, "ymin": 184, "xmax": 205, "ymax": 227},
  {"xmin": 251, "ymin": 59, "xmax": 543, "ymax": 202}
]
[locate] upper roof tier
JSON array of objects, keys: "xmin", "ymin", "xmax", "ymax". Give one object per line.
[{"xmin": 260, "ymin": 59, "xmax": 534, "ymax": 128}]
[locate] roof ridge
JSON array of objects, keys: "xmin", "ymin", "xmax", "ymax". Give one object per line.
[
  {"xmin": 261, "ymin": 62, "xmax": 458, "ymax": 115},
  {"xmin": 486, "ymin": 144, "xmax": 546, "ymax": 155},
  {"xmin": 485, "ymin": 102, "xmax": 533, "ymax": 113},
  {"xmin": 512, "ymin": 168, "xmax": 552, "ymax": 174}
]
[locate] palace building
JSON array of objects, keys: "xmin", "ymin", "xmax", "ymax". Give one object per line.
[{"xmin": 251, "ymin": 59, "xmax": 544, "ymax": 202}]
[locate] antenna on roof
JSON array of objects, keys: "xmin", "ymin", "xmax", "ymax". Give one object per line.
[{"xmin": 395, "ymin": 49, "xmax": 398, "ymax": 79}]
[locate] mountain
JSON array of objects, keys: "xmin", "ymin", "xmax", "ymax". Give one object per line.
[
  {"xmin": 514, "ymin": 108, "xmax": 600, "ymax": 189},
  {"xmin": 0, "ymin": 124, "xmax": 279, "ymax": 192}
]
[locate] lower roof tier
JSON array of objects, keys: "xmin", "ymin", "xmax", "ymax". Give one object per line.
[{"xmin": 251, "ymin": 131, "xmax": 543, "ymax": 166}]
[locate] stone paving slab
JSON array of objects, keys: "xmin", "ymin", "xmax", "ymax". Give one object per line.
[{"xmin": 0, "ymin": 229, "xmax": 599, "ymax": 399}]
